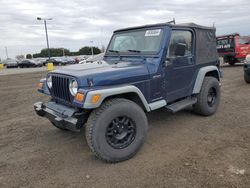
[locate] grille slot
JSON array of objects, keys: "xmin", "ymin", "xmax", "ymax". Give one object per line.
[{"xmin": 51, "ymin": 75, "xmax": 71, "ymax": 102}]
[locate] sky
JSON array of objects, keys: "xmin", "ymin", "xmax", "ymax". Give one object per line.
[{"xmin": 0, "ymin": 0, "xmax": 249, "ymax": 59}]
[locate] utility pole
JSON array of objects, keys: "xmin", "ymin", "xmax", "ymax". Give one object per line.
[
  {"xmin": 62, "ymin": 48, "xmax": 65, "ymax": 56},
  {"xmin": 37, "ymin": 17, "xmax": 52, "ymax": 60},
  {"xmin": 90, "ymin": 41, "xmax": 94, "ymax": 57},
  {"xmin": 5, "ymin": 46, "xmax": 9, "ymax": 59}
]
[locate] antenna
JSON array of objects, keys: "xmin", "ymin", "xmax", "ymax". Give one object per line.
[{"xmin": 167, "ymin": 18, "xmax": 175, "ymax": 24}]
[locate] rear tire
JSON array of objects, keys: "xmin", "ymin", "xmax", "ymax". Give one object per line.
[
  {"xmin": 228, "ymin": 57, "xmax": 236, "ymax": 66},
  {"xmin": 193, "ymin": 77, "xmax": 220, "ymax": 116},
  {"xmin": 244, "ymin": 72, "xmax": 250, "ymax": 83},
  {"xmin": 85, "ymin": 98, "xmax": 148, "ymax": 163}
]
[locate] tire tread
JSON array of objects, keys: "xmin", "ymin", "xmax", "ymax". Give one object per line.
[{"xmin": 85, "ymin": 98, "xmax": 145, "ymax": 163}]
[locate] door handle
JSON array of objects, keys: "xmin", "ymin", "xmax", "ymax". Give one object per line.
[
  {"xmin": 164, "ymin": 58, "xmax": 172, "ymax": 67},
  {"xmin": 164, "ymin": 60, "xmax": 170, "ymax": 67},
  {"xmin": 187, "ymin": 56, "xmax": 193, "ymax": 64}
]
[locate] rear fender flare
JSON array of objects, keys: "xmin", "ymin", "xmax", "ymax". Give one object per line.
[{"xmin": 192, "ymin": 66, "xmax": 220, "ymax": 94}]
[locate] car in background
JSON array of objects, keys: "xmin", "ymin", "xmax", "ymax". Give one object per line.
[
  {"xmin": 33, "ymin": 58, "xmax": 47, "ymax": 66},
  {"xmin": 4, "ymin": 58, "xmax": 18, "ymax": 68},
  {"xmin": 79, "ymin": 53, "xmax": 104, "ymax": 64},
  {"xmin": 18, "ymin": 59, "xmax": 43, "ymax": 68},
  {"xmin": 217, "ymin": 33, "xmax": 250, "ymax": 65},
  {"xmin": 33, "ymin": 59, "xmax": 44, "ymax": 67},
  {"xmin": 45, "ymin": 57, "xmax": 76, "ymax": 66},
  {"xmin": 75, "ymin": 55, "xmax": 88, "ymax": 63},
  {"xmin": 243, "ymin": 54, "xmax": 250, "ymax": 83},
  {"xmin": 59, "ymin": 57, "xmax": 75, "ymax": 65},
  {"xmin": 45, "ymin": 58, "xmax": 60, "ymax": 66}
]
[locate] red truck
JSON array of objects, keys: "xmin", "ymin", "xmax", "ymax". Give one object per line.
[{"xmin": 217, "ymin": 33, "xmax": 250, "ymax": 65}]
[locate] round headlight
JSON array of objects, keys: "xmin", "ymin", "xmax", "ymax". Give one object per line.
[
  {"xmin": 47, "ymin": 75, "xmax": 52, "ymax": 89},
  {"xmin": 69, "ymin": 79, "xmax": 78, "ymax": 96}
]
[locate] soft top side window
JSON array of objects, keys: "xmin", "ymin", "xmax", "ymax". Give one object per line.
[{"xmin": 167, "ymin": 30, "xmax": 193, "ymax": 58}]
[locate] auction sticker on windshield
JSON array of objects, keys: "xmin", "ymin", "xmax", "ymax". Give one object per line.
[{"xmin": 145, "ymin": 29, "xmax": 161, "ymax": 37}]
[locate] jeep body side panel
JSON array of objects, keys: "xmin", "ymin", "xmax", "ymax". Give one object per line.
[
  {"xmin": 146, "ymin": 27, "xmax": 171, "ymax": 103},
  {"xmin": 163, "ymin": 27, "xmax": 197, "ymax": 103},
  {"xmin": 192, "ymin": 65, "xmax": 220, "ymax": 94}
]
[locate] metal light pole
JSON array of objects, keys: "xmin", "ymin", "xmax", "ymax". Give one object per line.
[
  {"xmin": 62, "ymin": 48, "xmax": 65, "ymax": 56},
  {"xmin": 90, "ymin": 41, "xmax": 94, "ymax": 57},
  {"xmin": 5, "ymin": 46, "xmax": 9, "ymax": 59},
  {"xmin": 37, "ymin": 17, "xmax": 52, "ymax": 59}
]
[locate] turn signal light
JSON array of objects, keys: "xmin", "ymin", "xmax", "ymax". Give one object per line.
[
  {"xmin": 92, "ymin": 94, "xmax": 101, "ymax": 104},
  {"xmin": 37, "ymin": 82, "xmax": 43, "ymax": 89},
  {"xmin": 75, "ymin": 93, "xmax": 84, "ymax": 102}
]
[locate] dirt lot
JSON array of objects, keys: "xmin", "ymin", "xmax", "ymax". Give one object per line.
[{"xmin": 0, "ymin": 65, "xmax": 250, "ymax": 188}]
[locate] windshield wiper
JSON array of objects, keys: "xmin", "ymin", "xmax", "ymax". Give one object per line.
[
  {"xmin": 108, "ymin": 50, "xmax": 120, "ymax": 54},
  {"xmin": 108, "ymin": 50, "xmax": 121, "ymax": 62},
  {"xmin": 128, "ymin": 49, "xmax": 141, "ymax": 53}
]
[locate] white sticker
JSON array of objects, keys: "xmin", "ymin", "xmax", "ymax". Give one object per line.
[{"xmin": 145, "ymin": 29, "xmax": 161, "ymax": 37}]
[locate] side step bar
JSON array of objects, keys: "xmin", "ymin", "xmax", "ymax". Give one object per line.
[{"xmin": 165, "ymin": 98, "xmax": 197, "ymax": 113}]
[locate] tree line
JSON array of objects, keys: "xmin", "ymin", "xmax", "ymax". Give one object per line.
[{"xmin": 26, "ymin": 46, "xmax": 102, "ymax": 59}]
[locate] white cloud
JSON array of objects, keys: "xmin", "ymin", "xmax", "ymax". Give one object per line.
[{"xmin": 0, "ymin": 0, "xmax": 249, "ymax": 58}]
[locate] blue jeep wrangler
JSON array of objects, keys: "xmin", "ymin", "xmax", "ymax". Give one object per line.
[{"xmin": 34, "ymin": 22, "xmax": 222, "ymax": 163}]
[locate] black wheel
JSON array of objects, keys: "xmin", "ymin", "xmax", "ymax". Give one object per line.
[
  {"xmin": 244, "ymin": 72, "xmax": 250, "ymax": 83},
  {"xmin": 85, "ymin": 98, "xmax": 148, "ymax": 163},
  {"xmin": 193, "ymin": 77, "xmax": 220, "ymax": 116},
  {"xmin": 228, "ymin": 57, "xmax": 236, "ymax": 66}
]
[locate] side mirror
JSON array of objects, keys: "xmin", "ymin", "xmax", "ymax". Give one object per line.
[{"xmin": 175, "ymin": 43, "xmax": 186, "ymax": 57}]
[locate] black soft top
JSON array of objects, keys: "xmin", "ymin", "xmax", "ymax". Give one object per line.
[
  {"xmin": 114, "ymin": 22, "xmax": 218, "ymax": 64},
  {"xmin": 114, "ymin": 22, "xmax": 215, "ymax": 33}
]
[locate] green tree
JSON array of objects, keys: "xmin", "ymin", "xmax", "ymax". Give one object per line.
[
  {"xmin": 26, "ymin": 54, "xmax": 32, "ymax": 59},
  {"xmin": 32, "ymin": 47, "xmax": 101, "ymax": 58},
  {"xmin": 39, "ymin": 48, "xmax": 70, "ymax": 58},
  {"xmin": 78, "ymin": 46, "xmax": 101, "ymax": 55},
  {"xmin": 33, "ymin": 53, "xmax": 42, "ymax": 58}
]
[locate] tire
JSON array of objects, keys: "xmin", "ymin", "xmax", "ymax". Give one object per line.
[
  {"xmin": 85, "ymin": 98, "xmax": 148, "ymax": 163},
  {"xmin": 228, "ymin": 57, "xmax": 236, "ymax": 66},
  {"xmin": 244, "ymin": 72, "xmax": 250, "ymax": 83},
  {"xmin": 228, "ymin": 61, "xmax": 235, "ymax": 66},
  {"xmin": 193, "ymin": 77, "xmax": 220, "ymax": 116}
]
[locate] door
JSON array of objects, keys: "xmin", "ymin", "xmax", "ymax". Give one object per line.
[{"xmin": 165, "ymin": 29, "xmax": 196, "ymax": 102}]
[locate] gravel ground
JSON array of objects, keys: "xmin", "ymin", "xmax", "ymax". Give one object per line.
[
  {"xmin": 0, "ymin": 65, "xmax": 250, "ymax": 188},
  {"xmin": 0, "ymin": 67, "xmax": 47, "ymax": 76}
]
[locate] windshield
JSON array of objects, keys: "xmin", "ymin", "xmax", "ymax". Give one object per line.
[
  {"xmin": 107, "ymin": 29, "xmax": 163, "ymax": 54},
  {"xmin": 239, "ymin": 37, "xmax": 250, "ymax": 45},
  {"xmin": 217, "ymin": 36, "xmax": 235, "ymax": 53}
]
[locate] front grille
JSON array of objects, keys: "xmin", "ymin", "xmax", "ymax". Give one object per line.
[{"xmin": 51, "ymin": 75, "xmax": 71, "ymax": 102}]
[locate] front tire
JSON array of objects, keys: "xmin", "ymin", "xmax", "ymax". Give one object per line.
[
  {"xmin": 244, "ymin": 72, "xmax": 250, "ymax": 83},
  {"xmin": 193, "ymin": 77, "xmax": 220, "ymax": 116},
  {"xmin": 85, "ymin": 98, "xmax": 148, "ymax": 163}
]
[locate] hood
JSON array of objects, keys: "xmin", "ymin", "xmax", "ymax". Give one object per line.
[{"xmin": 51, "ymin": 60, "xmax": 150, "ymax": 87}]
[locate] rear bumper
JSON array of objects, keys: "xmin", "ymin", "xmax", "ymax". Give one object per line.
[{"xmin": 34, "ymin": 101, "xmax": 87, "ymax": 132}]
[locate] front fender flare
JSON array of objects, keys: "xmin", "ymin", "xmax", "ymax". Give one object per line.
[{"xmin": 83, "ymin": 85, "xmax": 151, "ymax": 111}]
